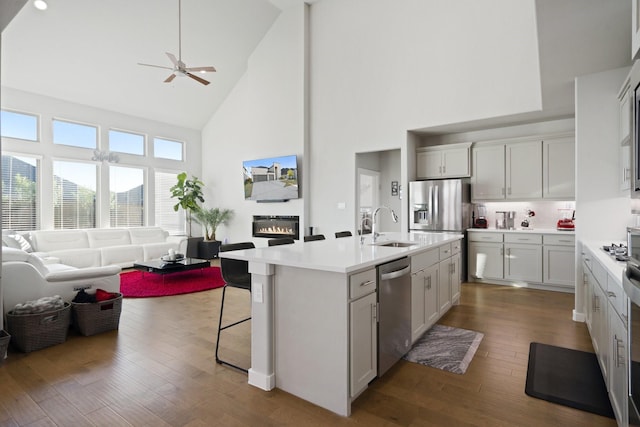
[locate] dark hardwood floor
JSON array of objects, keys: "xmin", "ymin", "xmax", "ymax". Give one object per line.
[{"xmin": 0, "ymin": 280, "xmax": 617, "ymax": 426}]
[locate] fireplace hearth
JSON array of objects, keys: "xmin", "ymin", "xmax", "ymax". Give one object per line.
[{"xmin": 252, "ymin": 215, "xmax": 300, "ymax": 240}]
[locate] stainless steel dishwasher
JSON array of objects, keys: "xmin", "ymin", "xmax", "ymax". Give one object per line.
[{"xmin": 377, "ymin": 256, "xmax": 412, "ymax": 377}]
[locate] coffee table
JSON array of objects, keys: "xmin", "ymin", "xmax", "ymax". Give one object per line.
[{"xmin": 133, "ymin": 258, "xmax": 210, "ymax": 283}]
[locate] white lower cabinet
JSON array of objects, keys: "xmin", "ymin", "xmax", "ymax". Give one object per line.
[
  {"xmin": 583, "ymin": 245, "xmax": 629, "ymax": 426},
  {"xmin": 410, "ymin": 240, "xmax": 462, "ymax": 344},
  {"xmin": 609, "ymin": 306, "xmax": 629, "ymax": 426},
  {"xmin": 468, "ymin": 231, "xmax": 575, "ymax": 291},
  {"xmin": 350, "ymin": 291, "xmax": 377, "ymax": 397},
  {"xmin": 410, "ymin": 263, "xmax": 439, "ymax": 343}
]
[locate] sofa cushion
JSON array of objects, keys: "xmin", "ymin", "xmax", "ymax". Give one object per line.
[
  {"xmin": 86, "ymin": 228, "xmax": 132, "ymax": 249},
  {"xmin": 47, "ymin": 249, "xmax": 102, "ymax": 269},
  {"xmin": 31, "ymin": 230, "xmax": 90, "ymax": 252},
  {"xmin": 101, "ymin": 245, "xmax": 144, "ymax": 268},
  {"xmin": 128, "ymin": 227, "xmax": 168, "ymax": 244}
]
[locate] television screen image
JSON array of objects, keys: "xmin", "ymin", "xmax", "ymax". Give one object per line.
[{"xmin": 243, "ymin": 155, "xmax": 299, "ymax": 201}]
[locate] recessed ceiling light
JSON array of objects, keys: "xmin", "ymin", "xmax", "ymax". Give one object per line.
[{"xmin": 34, "ymin": 0, "xmax": 48, "ymax": 10}]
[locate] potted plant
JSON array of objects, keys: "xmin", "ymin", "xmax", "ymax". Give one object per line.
[
  {"xmin": 169, "ymin": 172, "xmax": 205, "ymax": 237},
  {"xmin": 193, "ymin": 207, "xmax": 234, "ymax": 259}
]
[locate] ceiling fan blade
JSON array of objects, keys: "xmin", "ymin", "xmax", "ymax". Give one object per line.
[
  {"xmin": 185, "ymin": 66, "xmax": 217, "ymax": 73},
  {"xmin": 164, "ymin": 74, "xmax": 177, "ymax": 83},
  {"xmin": 186, "ymin": 72, "xmax": 210, "ymax": 86},
  {"xmin": 138, "ymin": 62, "xmax": 173, "ymax": 71},
  {"xmin": 166, "ymin": 52, "xmax": 180, "ymax": 67}
]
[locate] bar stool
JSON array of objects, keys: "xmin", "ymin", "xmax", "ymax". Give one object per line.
[
  {"xmin": 304, "ymin": 234, "xmax": 325, "ymax": 242},
  {"xmin": 216, "ymin": 242, "xmax": 255, "ymax": 372},
  {"xmin": 268, "ymin": 237, "xmax": 295, "ymax": 246},
  {"xmin": 335, "ymin": 231, "xmax": 352, "ymax": 238}
]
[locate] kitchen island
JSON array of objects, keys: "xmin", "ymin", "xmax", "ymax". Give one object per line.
[{"xmin": 219, "ymin": 231, "xmax": 463, "ymax": 416}]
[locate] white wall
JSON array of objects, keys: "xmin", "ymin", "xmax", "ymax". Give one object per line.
[
  {"xmin": 201, "ymin": 3, "xmax": 306, "ymax": 245},
  {"xmin": 307, "ymin": 0, "xmax": 543, "ymax": 234},
  {"xmin": 574, "ymin": 66, "xmax": 634, "ymax": 318}
]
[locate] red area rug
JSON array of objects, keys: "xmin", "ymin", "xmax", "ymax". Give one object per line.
[{"xmin": 120, "ymin": 266, "xmax": 225, "ymax": 298}]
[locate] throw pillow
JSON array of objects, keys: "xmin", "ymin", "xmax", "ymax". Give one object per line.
[
  {"xmin": 9, "ymin": 233, "xmax": 33, "ymax": 252},
  {"xmin": 2, "ymin": 235, "xmax": 22, "ymax": 250}
]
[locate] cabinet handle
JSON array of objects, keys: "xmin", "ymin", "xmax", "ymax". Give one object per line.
[
  {"xmin": 508, "ymin": 187, "xmax": 512, "ymax": 195},
  {"xmin": 583, "ymin": 273, "xmax": 588, "ymax": 286},
  {"xmin": 594, "ymin": 295, "xmax": 600, "ymax": 312},
  {"xmin": 607, "ymin": 291, "xmax": 616, "ymax": 298},
  {"xmin": 614, "ymin": 334, "xmax": 625, "ymax": 368},
  {"xmin": 558, "ymin": 240, "xmax": 572, "ymax": 243},
  {"xmin": 426, "ymin": 276, "xmax": 431, "ymax": 290},
  {"xmin": 442, "ymin": 165, "xmax": 446, "ymax": 174},
  {"xmin": 373, "ymin": 302, "xmax": 379, "ymax": 322},
  {"xmin": 360, "ymin": 280, "xmax": 375, "ymax": 287}
]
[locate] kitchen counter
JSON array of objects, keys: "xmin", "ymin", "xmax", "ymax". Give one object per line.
[
  {"xmin": 221, "ymin": 231, "xmax": 463, "ymax": 274},
  {"xmin": 583, "ymin": 241, "xmax": 626, "ymax": 285},
  {"xmin": 467, "ymin": 228, "xmax": 576, "ymax": 234},
  {"xmin": 219, "ymin": 232, "xmax": 463, "ymax": 416}
]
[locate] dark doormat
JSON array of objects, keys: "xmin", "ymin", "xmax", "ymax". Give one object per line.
[{"xmin": 525, "ymin": 342, "xmax": 614, "ymax": 418}]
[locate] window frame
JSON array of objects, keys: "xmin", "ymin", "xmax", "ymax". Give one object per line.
[
  {"xmin": 153, "ymin": 137, "xmax": 184, "ymax": 161},
  {"xmin": 52, "ymin": 118, "xmax": 98, "ymax": 150},
  {"xmin": 108, "ymin": 128, "xmax": 146, "ymax": 156},
  {"xmin": 0, "ymin": 109, "xmax": 40, "ymax": 142}
]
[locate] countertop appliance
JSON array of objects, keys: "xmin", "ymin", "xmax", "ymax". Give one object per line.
[
  {"xmin": 495, "ymin": 211, "xmax": 516, "ymax": 230},
  {"xmin": 409, "ymin": 179, "xmax": 470, "ymax": 279},
  {"xmin": 473, "ymin": 205, "xmax": 488, "ymax": 228},
  {"xmin": 377, "ymin": 256, "xmax": 412, "ymax": 377},
  {"xmin": 625, "ymin": 227, "xmax": 640, "ymax": 425},
  {"xmin": 556, "ymin": 209, "xmax": 575, "ymax": 231}
]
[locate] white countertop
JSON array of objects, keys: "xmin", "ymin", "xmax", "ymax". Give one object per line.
[
  {"xmin": 467, "ymin": 228, "xmax": 576, "ymax": 235},
  {"xmin": 584, "ymin": 241, "xmax": 626, "ymax": 286},
  {"xmin": 219, "ymin": 232, "xmax": 463, "ymax": 274}
]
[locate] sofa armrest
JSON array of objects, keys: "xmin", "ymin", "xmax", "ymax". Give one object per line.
[
  {"xmin": 166, "ymin": 235, "xmax": 188, "ymax": 254},
  {"xmin": 45, "ymin": 265, "xmax": 121, "ymax": 282}
]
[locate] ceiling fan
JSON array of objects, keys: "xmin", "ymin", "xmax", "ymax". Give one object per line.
[{"xmin": 138, "ymin": 0, "xmax": 216, "ymax": 86}]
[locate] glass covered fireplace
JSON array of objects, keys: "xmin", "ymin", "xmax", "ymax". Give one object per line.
[{"xmin": 252, "ymin": 215, "xmax": 300, "ymax": 240}]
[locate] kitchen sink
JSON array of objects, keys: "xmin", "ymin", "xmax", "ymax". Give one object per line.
[{"xmin": 375, "ymin": 241, "xmax": 416, "ymax": 248}]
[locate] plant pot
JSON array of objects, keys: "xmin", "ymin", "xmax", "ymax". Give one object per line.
[
  {"xmin": 186, "ymin": 237, "xmax": 203, "ymax": 258},
  {"xmin": 198, "ymin": 240, "xmax": 221, "ymax": 260}
]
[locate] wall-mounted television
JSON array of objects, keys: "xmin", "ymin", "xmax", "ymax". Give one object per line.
[{"xmin": 243, "ymin": 154, "xmax": 299, "ymax": 202}]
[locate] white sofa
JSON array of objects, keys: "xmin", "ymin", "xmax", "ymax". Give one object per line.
[
  {"xmin": 2, "ymin": 247, "xmax": 121, "ymax": 317},
  {"xmin": 3, "ymin": 227, "xmax": 187, "ymax": 269}
]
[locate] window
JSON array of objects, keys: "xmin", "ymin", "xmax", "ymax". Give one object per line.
[
  {"xmin": 53, "ymin": 119, "xmax": 97, "ymax": 149},
  {"xmin": 110, "ymin": 166, "xmax": 144, "ymax": 227},
  {"xmin": 154, "ymin": 138, "xmax": 183, "ymax": 161},
  {"xmin": 155, "ymin": 171, "xmax": 185, "ymax": 235},
  {"xmin": 1, "ymin": 110, "xmax": 38, "ymax": 141},
  {"xmin": 2, "ymin": 155, "xmax": 39, "ymax": 230},
  {"xmin": 109, "ymin": 130, "xmax": 144, "ymax": 155},
  {"xmin": 53, "ymin": 160, "xmax": 96, "ymax": 229}
]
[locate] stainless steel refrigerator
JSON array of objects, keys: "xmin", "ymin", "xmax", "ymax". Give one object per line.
[{"xmin": 409, "ymin": 179, "xmax": 471, "ymax": 279}]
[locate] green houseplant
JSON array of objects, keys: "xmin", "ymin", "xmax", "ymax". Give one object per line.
[
  {"xmin": 169, "ymin": 172, "xmax": 205, "ymax": 237},
  {"xmin": 193, "ymin": 207, "xmax": 233, "ymax": 259},
  {"xmin": 193, "ymin": 207, "xmax": 234, "ymax": 242}
]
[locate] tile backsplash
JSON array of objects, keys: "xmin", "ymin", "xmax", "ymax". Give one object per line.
[{"xmin": 472, "ymin": 201, "xmax": 576, "ymax": 230}]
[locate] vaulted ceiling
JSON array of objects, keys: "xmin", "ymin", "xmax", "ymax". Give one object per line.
[{"xmin": 1, "ymin": 0, "xmax": 633, "ymax": 132}]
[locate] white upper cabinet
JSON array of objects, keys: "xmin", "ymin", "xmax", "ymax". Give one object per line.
[
  {"xmin": 619, "ymin": 78, "xmax": 632, "ymax": 191},
  {"xmin": 506, "ymin": 141, "xmax": 543, "ymax": 199},
  {"xmin": 471, "ymin": 134, "xmax": 575, "ymax": 202},
  {"xmin": 471, "ymin": 141, "xmax": 542, "ymax": 201},
  {"xmin": 416, "ymin": 143, "xmax": 471, "ymax": 179},
  {"xmin": 542, "ymin": 137, "xmax": 575, "ymax": 199},
  {"xmin": 471, "ymin": 144, "xmax": 506, "ymax": 201}
]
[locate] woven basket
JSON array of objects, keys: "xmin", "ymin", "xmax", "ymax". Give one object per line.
[
  {"xmin": 71, "ymin": 294, "xmax": 122, "ymax": 336},
  {"xmin": 6, "ymin": 303, "xmax": 71, "ymax": 353},
  {"xmin": 0, "ymin": 330, "xmax": 10, "ymax": 361}
]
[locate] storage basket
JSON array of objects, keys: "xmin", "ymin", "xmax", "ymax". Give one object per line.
[
  {"xmin": 71, "ymin": 293, "xmax": 122, "ymax": 336},
  {"xmin": 0, "ymin": 330, "xmax": 10, "ymax": 361},
  {"xmin": 6, "ymin": 303, "xmax": 71, "ymax": 353}
]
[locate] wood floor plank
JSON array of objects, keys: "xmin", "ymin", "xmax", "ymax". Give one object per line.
[{"xmin": 0, "ymin": 281, "xmax": 618, "ymax": 426}]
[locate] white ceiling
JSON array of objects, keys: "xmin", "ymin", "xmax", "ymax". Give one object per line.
[
  {"xmin": 1, "ymin": 0, "xmax": 282, "ymax": 130},
  {"xmin": 1, "ymin": 0, "xmax": 634, "ymax": 132}
]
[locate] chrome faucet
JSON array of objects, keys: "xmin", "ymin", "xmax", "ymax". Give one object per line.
[{"xmin": 372, "ymin": 205, "xmax": 399, "ymax": 242}]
